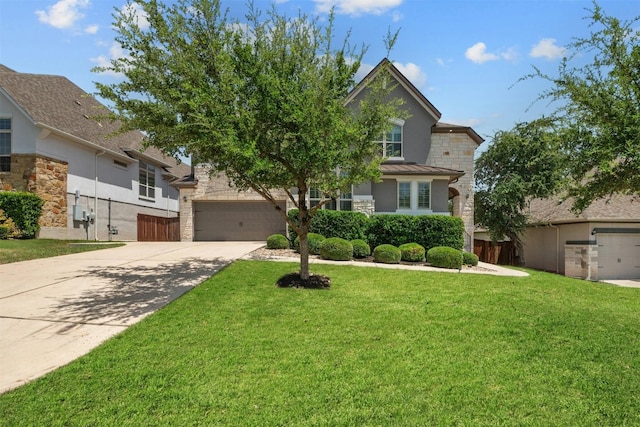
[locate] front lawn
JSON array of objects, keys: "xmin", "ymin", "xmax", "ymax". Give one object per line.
[
  {"xmin": 1, "ymin": 261, "xmax": 638, "ymax": 425},
  {"xmin": 0, "ymin": 239, "xmax": 124, "ymax": 264}
]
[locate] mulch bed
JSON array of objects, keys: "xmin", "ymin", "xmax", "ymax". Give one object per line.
[{"xmin": 275, "ymin": 272, "xmax": 331, "ymax": 289}]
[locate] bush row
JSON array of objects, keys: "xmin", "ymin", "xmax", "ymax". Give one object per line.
[
  {"xmin": 0, "ymin": 192, "xmax": 44, "ymax": 239},
  {"xmin": 287, "ymin": 209, "xmax": 464, "ymax": 251}
]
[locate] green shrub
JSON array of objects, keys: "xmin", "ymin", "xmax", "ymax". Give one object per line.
[
  {"xmin": 0, "ymin": 208, "xmax": 20, "ymax": 239},
  {"xmin": 351, "ymin": 239, "xmax": 371, "ymax": 258},
  {"xmin": 266, "ymin": 234, "xmax": 289, "ymax": 249},
  {"xmin": 399, "ymin": 243, "xmax": 426, "ymax": 262},
  {"xmin": 0, "ymin": 192, "xmax": 43, "ymax": 239},
  {"xmin": 427, "ymin": 246, "xmax": 463, "ymax": 270},
  {"xmin": 287, "ymin": 209, "xmax": 368, "ymax": 242},
  {"xmin": 373, "ymin": 244, "xmax": 401, "ymax": 264},
  {"xmin": 366, "ymin": 214, "xmax": 464, "ymax": 251},
  {"xmin": 319, "ymin": 237, "xmax": 353, "ymax": 261},
  {"xmin": 294, "ymin": 233, "xmax": 325, "ymax": 255},
  {"xmin": 0, "ymin": 226, "xmax": 8, "ymax": 240},
  {"xmin": 462, "ymin": 251, "xmax": 479, "ymax": 266}
]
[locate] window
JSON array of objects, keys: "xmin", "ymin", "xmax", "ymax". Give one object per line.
[
  {"xmin": 0, "ymin": 118, "xmax": 11, "ymax": 172},
  {"xmin": 397, "ymin": 181, "xmax": 431, "ymax": 211},
  {"xmin": 418, "ymin": 182, "xmax": 431, "ymax": 209},
  {"xmin": 139, "ymin": 161, "xmax": 156, "ymax": 199},
  {"xmin": 398, "ymin": 182, "xmax": 411, "ymax": 209},
  {"xmin": 309, "ymin": 187, "xmax": 352, "ymax": 211},
  {"xmin": 378, "ymin": 123, "xmax": 403, "ymax": 159}
]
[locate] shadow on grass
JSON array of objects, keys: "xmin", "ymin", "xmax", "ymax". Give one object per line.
[{"xmin": 52, "ymin": 257, "xmax": 229, "ymax": 329}]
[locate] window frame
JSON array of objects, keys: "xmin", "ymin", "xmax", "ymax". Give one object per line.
[
  {"xmin": 396, "ymin": 180, "xmax": 432, "ymax": 212},
  {"xmin": 0, "ymin": 117, "xmax": 12, "ymax": 173},
  {"xmin": 308, "ymin": 186, "xmax": 353, "ymax": 211},
  {"xmin": 378, "ymin": 118, "xmax": 405, "ymax": 161},
  {"xmin": 138, "ymin": 160, "xmax": 156, "ymax": 200}
]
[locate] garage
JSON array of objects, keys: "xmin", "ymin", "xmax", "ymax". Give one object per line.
[
  {"xmin": 194, "ymin": 201, "xmax": 287, "ymax": 241},
  {"xmin": 597, "ymin": 230, "xmax": 640, "ymax": 279}
]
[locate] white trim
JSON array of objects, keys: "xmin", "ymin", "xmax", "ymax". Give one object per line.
[{"xmin": 396, "ymin": 179, "xmax": 432, "ymax": 212}]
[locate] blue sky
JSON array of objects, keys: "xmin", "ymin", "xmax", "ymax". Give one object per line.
[{"xmin": 1, "ymin": 0, "xmax": 637, "ymax": 152}]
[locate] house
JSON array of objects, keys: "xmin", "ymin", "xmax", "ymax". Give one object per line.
[
  {"xmin": 0, "ymin": 65, "xmax": 191, "ymax": 241},
  {"xmin": 177, "ymin": 59, "xmax": 483, "ymax": 250},
  {"xmin": 522, "ymin": 195, "xmax": 640, "ymax": 280}
]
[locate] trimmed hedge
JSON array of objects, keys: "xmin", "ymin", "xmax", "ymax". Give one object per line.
[
  {"xmin": 287, "ymin": 209, "xmax": 369, "ymax": 242},
  {"xmin": 366, "ymin": 214, "xmax": 464, "ymax": 251},
  {"xmin": 320, "ymin": 237, "xmax": 353, "ymax": 261},
  {"xmin": 266, "ymin": 234, "xmax": 289, "ymax": 249},
  {"xmin": 427, "ymin": 246, "xmax": 464, "ymax": 270},
  {"xmin": 0, "ymin": 226, "xmax": 8, "ymax": 240},
  {"xmin": 398, "ymin": 243, "xmax": 426, "ymax": 262},
  {"xmin": 373, "ymin": 244, "xmax": 401, "ymax": 264},
  {"xmin": 351, "ymin": 239, "xmax": 371, "ymax": 258},
  {"xmin": 463, "ymin": 251, "xmax": 479, "ymax": 266},
  {"xmin": 0, "ymin": 192, "xmax": 43, "ymax": 239},
  {"xmin": 294, "ymin": 233, "xmax": 325, "ymax": 255}
]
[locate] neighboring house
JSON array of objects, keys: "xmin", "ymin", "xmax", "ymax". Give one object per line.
[
  {"xmin": 0, "ymin": 65, "xmax": 190, "ymax": 241},
  {"xmin": 522, "ymin": 195, "xmax": 640, "ymax": 280},
  {"xmin": 177, "ymin": 59, "xmax": 483, "ymax": 250}
]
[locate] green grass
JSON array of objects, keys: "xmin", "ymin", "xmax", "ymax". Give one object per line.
[
  {"xmin": 1, "ymin": 261, "xmax": 639, "ymax": 426},
  {"xmin": 0, "ymin": 239, "xmax": 124, "ymax": 264}
]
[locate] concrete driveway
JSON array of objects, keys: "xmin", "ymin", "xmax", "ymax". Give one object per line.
[{"xmin": 0, "ymin": 241, "xmax": 263, "ymax": 394}]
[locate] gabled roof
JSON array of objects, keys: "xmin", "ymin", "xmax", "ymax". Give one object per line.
[
  {"xmin": 345, "ymin": 58, "xmax": 442, "ymax": 122},
  {"xmin": 528, "ymin": 194, "xmax": 640, "ymax": 225},
  {"xmin": 0, "ymin": 65, "xmax": 190, "ymax": 179}
]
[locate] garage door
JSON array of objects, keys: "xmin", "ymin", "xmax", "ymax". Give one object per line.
[
  {"xmin": 194, "ymin": 201, "xmax": 286, "ymax": 241},
  {"xmin": 597, "ymin": 232, "xmax": 640, "ymax": 279}
]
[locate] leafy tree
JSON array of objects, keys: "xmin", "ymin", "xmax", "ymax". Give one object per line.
[
  {"xmin": 524, "ymin": 2, "xmax": 640, "ymax": 212},
  {"xmin": 475, "ymin": 119, "xmax": 566, "ymax": 265},
  {"xmin": 93, "ymin": 0, "xmax": 401, "ymax": 282}
]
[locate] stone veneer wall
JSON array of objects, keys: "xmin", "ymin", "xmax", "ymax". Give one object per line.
[
  {"xmin": 0, "ymin": 154, "xmax": 68, "ymax": 229},
  {"xmin": 179, "ymin": 164, "xmax": 289, "ymax": 241},
  {"xmin": 427, "ymin": 132, "xmax": 477, "ymax": 251},
  {"xmin": 564, "ymin": 242, "xmax": 598, "ymax": 281}
]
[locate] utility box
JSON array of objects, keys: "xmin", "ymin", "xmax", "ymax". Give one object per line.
[{"xmin": 73, "ymin": 205, "xmax": 84, "ymax": 221}]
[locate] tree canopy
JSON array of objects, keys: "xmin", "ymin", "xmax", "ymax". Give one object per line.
[
  {"xmin": 525, "ymin": 2, "xmax": 640, "ymax": 212},
  {"xmin": 93, "ymin": 0, "xmax": 401, "ymax": 281},
  {"xmin": 475, "ymin": 119, "xmax": 565, "ymax": 264}
]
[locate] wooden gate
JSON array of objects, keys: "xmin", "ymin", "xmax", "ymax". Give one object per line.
[{"xmin": 137, "ymin": 214, "xmax": 180, "ymax": 241}]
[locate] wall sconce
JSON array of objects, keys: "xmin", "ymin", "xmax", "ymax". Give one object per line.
[{"xmin": 465, "ymin": 193, "xmax": 470, "ymax": 199}]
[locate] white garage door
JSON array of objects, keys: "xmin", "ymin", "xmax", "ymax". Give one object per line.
[
  {"xmin": 194, "ymin": 201, "xmax": 287, "ymax": 241},
  {"xmin": 597, "ymin": 233, "xmax": 640, "ymax": 279}
]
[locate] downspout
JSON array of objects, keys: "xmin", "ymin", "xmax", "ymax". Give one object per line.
[
  {"xmin": 550, "ymin": 224, "xmax": 560, "ymax": 273},
  {"xmin": 94, "ymin": 150, "xmax": 106, "ymax": 240}
]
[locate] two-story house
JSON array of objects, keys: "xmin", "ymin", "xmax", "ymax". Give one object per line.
[
  {"xmin": 177, "ymin": 59, "xmax": 483, "ymax": 251},
  {"xmin": 0, "ymin": 65, "xmax": 191, "ymax": 241}
]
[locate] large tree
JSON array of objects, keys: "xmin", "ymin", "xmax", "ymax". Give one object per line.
[
  {"xmin": 525, "ymin": 2, "xmax": 640, "ymax": 213},
  {"xmin": 94, "ymin": 0, "xmax": 401, "ymax": 282},
  {"xmin": 475, "ymin": 119, "xmax": 566, "ymax": 265}
]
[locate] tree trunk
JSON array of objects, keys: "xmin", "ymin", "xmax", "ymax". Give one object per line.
[
  {"xmin": 512, "ymin": 234, "xmax": 526, "ymax": 267},
  {"xmin": 298, "ymin": 205, "xmax": 311, "ymax": 281}
]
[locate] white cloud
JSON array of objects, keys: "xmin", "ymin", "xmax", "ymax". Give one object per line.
[
  {"xmin": 36, "ymin": 0, "xmax": 90, "ymax": 29},
  {"xmin": 355, "ymin": 62, "xmax": 375, "ymax": 82},
  {"xmin": 91, "ymin": 41, "xmax": 128, "ymax": 77},
  {"xmin": 530, "ymin": 38, "xmax": 566, "ymax": 60},
  {"xmin": 465, "ymin": 42, "xmax": 499, "ymax": 64},
  {"xmin": 121, "ymin": 2, "xmax": 150, "ymax": 31},
  {"xmin": 393, "ymin": 61, "xmax": 427, "ymax": 89},
  {"xmin": 315, "ymin": 0, "xmax": 403, "ymax": 16},
  {"xmin": 500, "ymin": 47, "xmax": 519, "ymax": 62},
  {"xmin": 84, "ymin": 24, "xmax": 99, "ymax": 34}
]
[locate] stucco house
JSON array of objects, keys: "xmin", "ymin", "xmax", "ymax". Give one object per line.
[
  {"xmin": 523, "ymin": 195, "xmax": 640, "ymax": 280},
  {"xmin": 177, "ymin": 59, "xmax": 483, "ymax": 250},
  {"xmin": 0, "ymin": 65, "xmax": 190, "ymax": 241}
]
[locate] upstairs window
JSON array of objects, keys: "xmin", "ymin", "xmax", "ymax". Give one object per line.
[
  {"xmin": 0, "ymin": 118, "xmax": 11, "ymax": 172},
  {"xmin": 139, "ymin": 161, "xmax": 156, "ymax": 199},
  {"xmin": 378, "ymin": 121, "xmax": 403, "ymax": 160}
]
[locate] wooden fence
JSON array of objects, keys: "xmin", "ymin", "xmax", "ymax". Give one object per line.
[
  {"xmin": 473, "ymin": 239, "xmax": 517, "ymax": 265},
  {"xmin": 137, "ymin": 213, "xmax": 180, "ymax": 241}
]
